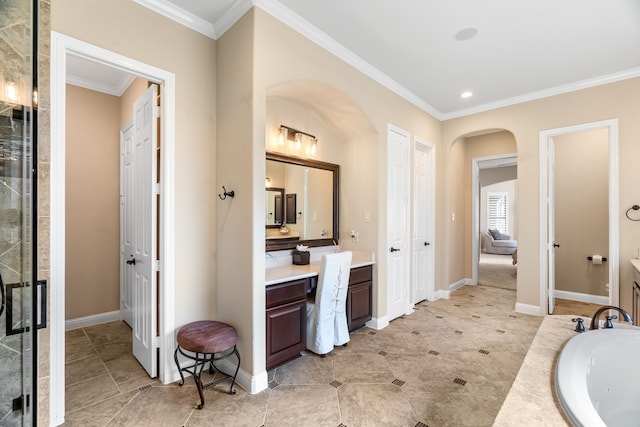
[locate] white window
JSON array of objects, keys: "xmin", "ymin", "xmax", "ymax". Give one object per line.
[{"xmin": 487, "ymin": 192, "xmax": 509, "ymax": 235}]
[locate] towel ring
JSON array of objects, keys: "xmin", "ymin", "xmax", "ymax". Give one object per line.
[{"xmin": 626, "ymin": 205, "xmax": 640, "ymax": 221}]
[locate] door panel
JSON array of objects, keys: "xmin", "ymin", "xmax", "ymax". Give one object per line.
[
  {"xmin": 120, "ymin": 121, "xmax": 134, "ymax": 327},
  {"xmin": 387, "ymin": 125, "xmax": 411, "ymax": 321},
  {"xmin": 131, "ymin": 85, "xmax": 158, "ymax": 377},
  {"xmin": 412, "ymin": 142, "xmax": 432, "ymax": 303}
]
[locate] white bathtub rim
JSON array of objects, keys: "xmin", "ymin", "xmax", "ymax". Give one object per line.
[{"xmin": 555, "ymin": 328, "xmax": 639, "ymax": 427}]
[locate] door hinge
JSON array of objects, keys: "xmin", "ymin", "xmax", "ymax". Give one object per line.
[
  {"xmin": 154, "ymin": 260, "xmax": 160, "ymax": 271},
  {"xmin": 154, "ymin": 105, "xmax": 161, "ymax": 119},
  {"xmin": 153, "ymin": 335, "xmax": 160, "ymax": 349},
  {"xmin": 154, "ymin": 183, "xmax": 160, "ymax": 195}
]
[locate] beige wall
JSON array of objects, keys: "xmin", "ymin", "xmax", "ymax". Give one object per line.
[
  {"xmin": 554, "ymin": 128, "xmax": 609, "ymax": 296},
  {"xmin": 443, "ymin": 77, "xmax": 640, "ymax": 312},
  {"xmin": 52, "ymin": 0, "xmax": 218, "ymax": 335},
  {"xmin": 65, "ymin": 84, "xmax": 120, "ymax": 319}
]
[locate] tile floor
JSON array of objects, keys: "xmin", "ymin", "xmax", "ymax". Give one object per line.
[{"xmin": 64, "ymin": 285, "xmax": 554, "ymax": 427}]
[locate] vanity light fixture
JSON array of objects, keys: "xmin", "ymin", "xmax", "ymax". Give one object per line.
[
  {"xmin": 278, "ymin": 125, "xmax": 318, "ymax": 155},
  {"xmin": 294, "ymin": 132, "xmax": 302, "ymax": 150}
]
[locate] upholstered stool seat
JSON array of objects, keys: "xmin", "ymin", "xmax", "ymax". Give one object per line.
[{"xmin": 174, "ymin": 320, "xmax": 240, "ymax": 409}]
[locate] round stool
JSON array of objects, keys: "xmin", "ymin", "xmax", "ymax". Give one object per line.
[{"xmin": 174, "ymin": 320, "xmax": 241, "ymax": 409}]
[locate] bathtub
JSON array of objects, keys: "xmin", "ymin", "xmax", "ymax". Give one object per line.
[{"xmin": 555, "ymin": 327, "xmax": 640, "ymax": 427}]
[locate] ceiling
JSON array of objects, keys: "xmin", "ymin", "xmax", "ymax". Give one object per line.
[{"xmin": 71, "ymin": 0, "xmax": 640, "ymax": 119}]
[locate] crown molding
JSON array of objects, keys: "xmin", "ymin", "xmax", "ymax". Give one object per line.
[
  {"xmin": 66, "ymin": 72, "xmax": 136, "ymax": 97},
  {"xmin": 214, "ymin": 0, "xmax": 255, "ymax": 38},
  {"xmin": 255, "ymin": 0, "xmax": 443, "ymax": 120},
  {"xmin": 441, "ymin": 67, "xmax": 640, "ymax": 121},
  {"xmin": 134, "ymin": 0, "xmax": 217, "ymax": 39}
]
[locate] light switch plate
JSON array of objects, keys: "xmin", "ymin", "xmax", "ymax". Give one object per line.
[{"xmin": 364, "ymin": 210, "xmax": 371, "ymax": 223}]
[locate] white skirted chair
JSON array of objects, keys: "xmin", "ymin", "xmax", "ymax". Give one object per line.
[{"xmin": 306, "ymin": 251, "xmax": 353, "ymax": 356}]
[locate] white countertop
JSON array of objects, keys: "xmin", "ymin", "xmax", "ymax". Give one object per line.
[
  {"xmin": 265, "ymin": 253, "xmax": 374, "ymax": 286},
  {"xmin": 630, "ymin": 258, "xmax": 640, "ymax": 274}
]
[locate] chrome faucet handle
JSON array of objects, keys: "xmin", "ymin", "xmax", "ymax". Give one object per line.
[
  {"xmin": 604, "ymin": 315, "xmax": 618, "ymax": 329},
  {"xmin": 572, "ymin": 317, "xmax": 585, "ymax": 333}
]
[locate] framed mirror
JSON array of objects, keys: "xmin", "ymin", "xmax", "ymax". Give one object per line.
[
  {"xmin": 265, "ymin": 187, "xmax": 284, "ymax": 227},
  {"xmin": 266, "ymin": 152, "xmax": 339, "ymax": 251}
]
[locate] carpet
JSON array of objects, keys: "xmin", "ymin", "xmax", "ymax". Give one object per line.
[{"xmin": 478, "ymin": 253, "xmax": 517, "ymax": 290}]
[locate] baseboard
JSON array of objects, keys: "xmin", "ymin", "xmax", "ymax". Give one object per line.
[
  {"xmin": 366, "ymin": 316, "xmax": 389, "ymax": 330},
  {"xmin": 449, "ymin": 279, "xmax": 467, "ymax": 293},
  {"xmin": 216, "ymin": 358, "xmax": 269, "ymax": 394},
  {"xmin": 434, "ymin": 289, "xmax": 450, "ymax": 300},
  {"xmin": 65, "ymin": 310, "xmax": 121, "ymax": 330},
  {"xmin": 554, "ymin": 290, "xmax": 609, "ymax": 305},
  {"xmin": 171, "ymin": 354, "xmax": 269, "ymax": 395},
  {"xmin": 515, "ymin": 303, "xmax": 543, "ymax": 316}
]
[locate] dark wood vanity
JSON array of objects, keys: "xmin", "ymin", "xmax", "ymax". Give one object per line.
[{"xmin": 265, "ymin": 264, "xmax": 373, "ymax": 370}]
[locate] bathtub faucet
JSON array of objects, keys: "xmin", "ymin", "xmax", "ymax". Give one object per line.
[{"xmin": 589, "ymin": 306, "xmax": 633, "ymax": 330}]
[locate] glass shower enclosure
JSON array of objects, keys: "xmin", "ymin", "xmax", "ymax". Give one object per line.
[{"xmin": 1, "ymin": 0, "xmax": 38, "ymax": 425}]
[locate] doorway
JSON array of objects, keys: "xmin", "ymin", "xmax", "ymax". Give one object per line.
[
  {"xmin": 539, "ymin": 119, "xmax": 619, "ymax": 315},
  {"xmin": 50, "ymin": 32, "xmax": 177, "ymax": 425},
  {"xmin": 472, "ymin": 154, "xmax": 518, "ymax": 288}
]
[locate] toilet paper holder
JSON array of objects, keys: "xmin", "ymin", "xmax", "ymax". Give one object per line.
[{"xmin": 587, "ymin": 256, "xmax": 607, "ymax": 262}]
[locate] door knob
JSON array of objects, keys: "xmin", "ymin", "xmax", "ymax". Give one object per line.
[
  {"xmin": 553, "ymin": 243, "xmax": 560, "ymax": 248},
  {"xmin": 424, "ymin": 242, "xmax": 430, "ymax": 246},
  {"xmin": 126, "ymin": 258, "xmax": 137, "ymax": 265},
  {"xmin": 390, "ymin": 247, "xmax": 400, "ymax": 253}
]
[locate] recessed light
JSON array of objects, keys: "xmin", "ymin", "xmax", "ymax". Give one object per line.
[
  {"xmin": 454, "ymin": 27, "xmax": 478, "ymax": 41},
  {"xmin": 460, "ymin": 91, "xmax": 473, "ymax": 99}
]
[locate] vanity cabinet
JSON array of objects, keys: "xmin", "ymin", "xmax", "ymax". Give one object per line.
[
  {"xmin": 265, "ymin": 264, "xmax": 373, "ymax": 370},
  {"xmin": 347, "ymin": 265, "xmax": 373, "ymax": 331},
  {"xmin": 266, "ymin": 278, "xmax": 308, "ymax": 371}
]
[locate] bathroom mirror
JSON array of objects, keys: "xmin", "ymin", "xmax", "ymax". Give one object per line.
[
  {"xmin": 265, "ymin": 187, "xmax": 284, "ymax": 227},
  {"xmin": 266, "ymin": 152, "xmax": 339, "ymax": 251}
]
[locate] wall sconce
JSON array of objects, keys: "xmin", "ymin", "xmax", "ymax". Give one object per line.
[
  {"xmin": 278, "ymin": 125, "xmax": 318, "ymax": 155},
  {"xmin": 265, "ymin": 177, "xmax": 271, "ymax": 187}
]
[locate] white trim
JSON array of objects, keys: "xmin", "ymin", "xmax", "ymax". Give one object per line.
[
  {"xmin": 434, "ymin": 289, "xmax": 450, "ymax": 300},
  {"xmin": 515, "ymin": 303, "xmax": 543, "ymax": 316},
  {"xmin": 66, "ymin": 72, "xmax": 135, "ymax": 97},
  {"xmin": 131, "ymin": 0, "xmax": 640, "ymax": 121},
  {"xmin": 133, "ymin": 0, "xmax": 217, "ymax": 39},
  {"xmin": 65, "ymin": 311, "xmax": 121, "ymax": 331},
  {"xmin": 50, "ymin": 31, "xmax": 177, "ymax": 425},
  {"xmin": 449, "ymin": 279, "xmax": 467, "ymax": 293},
  {"xmin": 539, "ymin": 119, "xmax": 619, "ymax": 316},
  {"xmin": 215, "ymin": 359, "xmax": 268, "ymax": 395},
  {"xmin": 49, "ymin": 32, "xmax": 67, "ymax": 427},
  {"xmin": 214, "ymin": 0, "xmax": 255, "ymax": 38},
  {"xmin": 365, "ymin": 316, "xmax": 389, "ymax": 330},
  {"xmin": 554, "ymin": 290, "xmax": 609, "ymax": 306},
  {"xmin": 441, "ymin": 67, "xmax": 640, "ymax": 120},
  {"xmin": 471, "ymin": 153, "xmax": 518, "ymax": 287}
]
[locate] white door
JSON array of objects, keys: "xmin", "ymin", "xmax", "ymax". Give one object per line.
[
  {"xmin": 120, "ymin": 121, "xmax": 134, "ymax": 327},
  {"xmin": 131, "ymin": 85, "xmax": 159, "ymax": 377},
  {"xmin": 387, "ymin": 125, "xmax": 411, "ymax": 321},
  {"xmin": 547, "ymin": 138, "xmax": 556, "ymax": 314},
  {"xmin": 412, "ymin": 140, "xmax": 434, "ymax": 303}
]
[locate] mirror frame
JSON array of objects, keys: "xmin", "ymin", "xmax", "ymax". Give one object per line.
[
  {"xmin": 266, "ymin": 152, "xmax": 339, "ymax": 251},
  {"xmin": 265, "ymin": 187, "xmax": 285, "ymax": 228}
]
